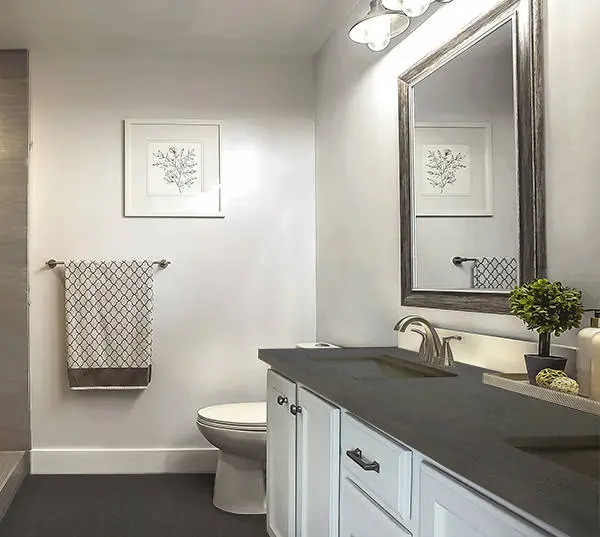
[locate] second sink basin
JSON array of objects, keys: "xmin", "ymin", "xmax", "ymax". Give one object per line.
[
  {"xmin": 507, "ymin": 435, "xmax": 600, "ymax": 482},
  {"xmin": 310, "ymin": 355, "xmax": 457, "ymax": 380}
]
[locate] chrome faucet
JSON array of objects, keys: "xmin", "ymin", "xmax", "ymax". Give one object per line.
[
  {"xmin": 440, "ymin": 335, "xmax": 462, "ymax": 367},
  {"xmin": 410, "ymin": 328, "xmax": 429, "ymax": 362},
  {"xmin": 394, "ymin": 315, "xmax": 443, "ymax": 365}
]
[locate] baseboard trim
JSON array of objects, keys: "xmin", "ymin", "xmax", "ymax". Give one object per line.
[{"xmin": 31, "ymin": 448, "xmax": 219, "ymax": 475}]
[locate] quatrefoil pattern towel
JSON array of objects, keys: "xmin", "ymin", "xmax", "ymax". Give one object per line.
[
  {"xmin": 473, "ymin": 257, "xmax": 518, "ymax": 290},
  {"xmin": 64, "ymin": 261, "xmax": 154, "ymax": 389}
]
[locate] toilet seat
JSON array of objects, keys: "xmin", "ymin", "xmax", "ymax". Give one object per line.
[{"xmin": 197, "ymin": 402, "xmax": 266, "ymax": 431}]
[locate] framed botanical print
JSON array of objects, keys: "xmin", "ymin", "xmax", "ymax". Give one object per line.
[
  {"xmin": 124, "ymin": 120, "xmax": 222, "ymax": 217},
  {"xmin": 414, "ymin": 123, "xmax": 493, "ymax": 217}
]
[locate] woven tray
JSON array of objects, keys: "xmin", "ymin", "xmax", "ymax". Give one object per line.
[{"xmin": 482, "ymin": 372, "xmax": 600, "ymax": 416}]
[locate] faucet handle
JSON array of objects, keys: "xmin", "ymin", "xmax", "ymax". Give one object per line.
[
  {"xmin": 440, "ymin": 335, "xmax": 462, "ymax": 367},
  {"xmin": 410, "ymin": 328, "xmax": 429, "ymax": 362}
]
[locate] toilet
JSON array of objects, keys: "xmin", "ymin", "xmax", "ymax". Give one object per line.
[{"xmin": 196, "ymin": 402, "xmax": 267, "ymax": 515}]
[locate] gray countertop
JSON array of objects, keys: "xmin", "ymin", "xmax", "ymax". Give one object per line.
[{"xmin": 258, "ymin": 347, "xmax": 600, "ymax": 537}]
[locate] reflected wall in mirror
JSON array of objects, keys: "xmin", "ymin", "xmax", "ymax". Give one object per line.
[
  {"xmin": 414, "ymin": 21, "xmax": 518, "ymax": 291},
  {"xmin": 399, "ymin": 0, "xmax": 545, "ymax": 314}
]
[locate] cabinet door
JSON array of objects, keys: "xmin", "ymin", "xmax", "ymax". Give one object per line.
[
  {"xmin": 340, "ymin": 475, "xmax": 412, "ymax": 537},
  {"xmin": 296, "ymin": 387, "xmax": 340, "ymax": 537},
  {"xmin": 267, "ymin": 370, "xmax": 297, "ymax": 537},
  {"xmin": 420, "ymin": 464, "xmax": 549, "ymax": 537}
]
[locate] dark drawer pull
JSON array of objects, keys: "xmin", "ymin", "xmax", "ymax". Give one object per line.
[
  {"xmin": 276, "ymin": 395, "xmax": 288, "ymax": 406},
  {"xmin": 346, "ymin": 448, "xmax": 380, "ymax": 473}
]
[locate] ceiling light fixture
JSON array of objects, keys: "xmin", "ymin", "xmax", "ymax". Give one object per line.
[
  {"xmin": 348, "ymin": 0, "xmax": 410, "ymax": 52},
  {"xmin": 383, "ymin": 0, "xmax": 453, "ymax": 18},
  {"xmin": 383, "ymin": 0, "xmax": 430, "ymax": 17}
]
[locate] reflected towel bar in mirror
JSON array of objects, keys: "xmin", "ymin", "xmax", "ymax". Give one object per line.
[
  {"xmin": 46, "ymin": 259, "xmax": 171, "ymax": 269},
  {"xmin": 452, "ymin": 257, "xmax": 478, "ymax": 266}
]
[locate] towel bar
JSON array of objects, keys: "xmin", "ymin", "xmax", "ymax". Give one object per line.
[
  {"xmin": 46, "ymin": 259, "xmax": 171, "ymax": 269},
  {"xmin": 452, "ymin": 256, "xmax": 478, "ymax": 266}
]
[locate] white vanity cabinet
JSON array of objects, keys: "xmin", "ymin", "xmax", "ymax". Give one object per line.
[
  {"xmin": 420, "ymin": 464, "xmax": 550, "ymax": 537},
  {"xmin": 295, "ymin": 386, "xmax": 340, "ymax": 537},
  {"xmin": 266, "ymin": 370, "xmax": 340, "ymax": 537},
  {"xmin": 267, "ymin": 370, "xmax": 559, "ymax": 537},
  {"xmin": 341, "ymin": 413, "xmax": 413, "ymax": 524},
  {"xmin": 340, "ymin": 475, "xmax": 412, "ymax": 537},
  {"xmin": 267, "ymin": 370, "xmax": 297, "ymax": 537}
]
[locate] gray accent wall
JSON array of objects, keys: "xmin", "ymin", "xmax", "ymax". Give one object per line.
[{"xmin": 0, "ymin": 50, "xmax": 29, "ymax": 450}]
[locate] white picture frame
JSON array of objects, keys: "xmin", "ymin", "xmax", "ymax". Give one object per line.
[
  {"xmin": 124, "ymin": 120, "xmax": 223, "ymax": 218},
  {"xmin": 414, "ymin": 123, "xmax": 493, "ymax": 217}
]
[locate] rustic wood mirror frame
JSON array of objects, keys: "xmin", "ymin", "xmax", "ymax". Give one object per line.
[{"xmin": 398, "ymin": 0, "xmax": 545, "ymax": 314}]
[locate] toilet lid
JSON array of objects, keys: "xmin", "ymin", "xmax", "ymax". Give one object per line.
[{"xmin": 197, "ymin": 402, "xmax": 266, "ymax": 428}]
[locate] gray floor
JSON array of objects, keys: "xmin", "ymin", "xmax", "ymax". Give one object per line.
[{"xmin": 0, "ymin": 474, "xmax": 268, "ymax": 537}]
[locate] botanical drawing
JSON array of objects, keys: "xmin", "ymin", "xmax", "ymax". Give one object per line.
[
  {"xmin": 425, "ymin": 148, "xmax": 467, "ymax": 193},
  {"xmin": 152, "ymin": 146, "xmax": 199, "ymax": 193}
]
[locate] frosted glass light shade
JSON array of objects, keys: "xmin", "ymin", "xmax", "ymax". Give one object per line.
[
  {"xmin": 349, "ymin": 0, "xmax": 410, "ymax": 48},
  {"xmin": 365, "ymin": 15, "xmax": 392, "ymax": 51},
  {"xmin": 382, "ymin": 0, "xmax": 433, "ymax": 17},
  {"xmin": 382, "ymin": 0, "xmax": 403, "ymax": 9}
]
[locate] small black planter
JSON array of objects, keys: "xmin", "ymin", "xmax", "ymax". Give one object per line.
[{"xmin": 524, "ymin": 354, "xmax": 567, "ymax": 385}]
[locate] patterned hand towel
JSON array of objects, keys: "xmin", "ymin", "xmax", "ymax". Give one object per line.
[
  {"xmin": 64, "ymin": 261, "xmax": 154, "ymax": 390},
  {"xmin": 473, "ymin": 257, "xmax": 518, "ymax": 290}
]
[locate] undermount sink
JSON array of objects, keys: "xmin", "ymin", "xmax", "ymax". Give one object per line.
[
  {"xmin": 310, "ymin": 355, "xmax": 457, "ymax": 380},
  {"xmin": 507, "ymin": 435, "xmax": 600, "ymax": 482}
]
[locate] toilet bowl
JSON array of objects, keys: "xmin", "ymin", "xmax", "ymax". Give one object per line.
[{"xmin": 196, "ymin": 402, "xmax": 267, "ymax": 515}]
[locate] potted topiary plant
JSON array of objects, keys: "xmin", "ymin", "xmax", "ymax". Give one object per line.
[{"xmin": 509, "ymin": 279, "xmax": 583, "ymax": 384}]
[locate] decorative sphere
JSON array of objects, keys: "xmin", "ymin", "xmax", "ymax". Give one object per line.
[
  {"xmin": 535, "ymin": 368, "xmax": 567, "ymax": 388},
  {"xmin": 549, "ymin": 377, "xmax": 579, "ymax": 395}
]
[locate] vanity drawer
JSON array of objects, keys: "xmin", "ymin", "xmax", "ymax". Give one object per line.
[
  {"xmin": 340, "ymin": 476, "xmax": 412, "ymax": 537},
  {"xmin": 341, "ymin": 413, "xmax": 413, "ymax": 522}
]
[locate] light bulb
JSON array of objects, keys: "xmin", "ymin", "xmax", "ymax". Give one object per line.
[
  {"xmin": 365, "ymin": 16, "xmax": 392, "ymax": 52},
  {"xmin": 401, "ymin": 0, "xmax": 432, "ymax": 17}
]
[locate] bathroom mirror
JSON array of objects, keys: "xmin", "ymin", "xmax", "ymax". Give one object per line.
[{"xmin": 398, "ymin": 0, "xmax": 544, "ymax": 314}]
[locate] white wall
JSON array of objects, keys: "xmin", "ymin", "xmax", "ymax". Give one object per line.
[
  {"xmin": 315, "ymin": 0, "xmax": 600, "ymax": 348},
  {"xmin": 29, "ymin": 52, "xmax": 316, "ymax": 472},
  {"xmin": 414, "ymin": 26, "xmax": 518, "ymax": 289}
]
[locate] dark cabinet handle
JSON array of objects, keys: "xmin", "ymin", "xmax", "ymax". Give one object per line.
[
  {"xmin": 346, "ymin": 448, "xmax": 380, "ymax": 473},
  {"xmin": 290, "ymin": 404, "xmax": 302, "ymax": 416},
  {"xmin": 276, "ymin": 395, "xmax": 288, "ymax": 406}
]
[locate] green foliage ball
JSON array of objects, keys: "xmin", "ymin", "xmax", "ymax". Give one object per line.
[{"xmin": 509, "ymin": 279, "xmax": 583, "ymax": 336}]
